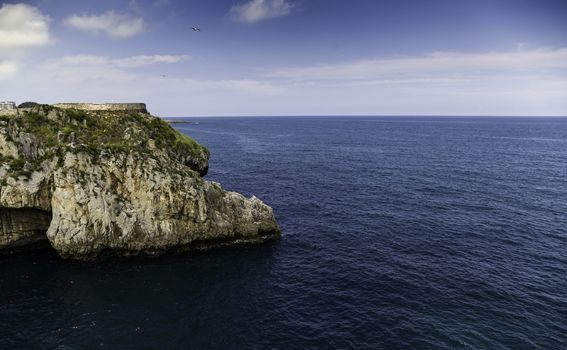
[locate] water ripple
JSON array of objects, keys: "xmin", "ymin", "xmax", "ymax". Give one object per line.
[{"xmin": 1, "ymin": 116, "xmax": 567, "ymax": 349}]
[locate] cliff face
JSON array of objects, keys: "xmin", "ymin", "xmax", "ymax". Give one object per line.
[{"xmin": 0, "ymin": 105, "xmax": 280, "ymax": 260}]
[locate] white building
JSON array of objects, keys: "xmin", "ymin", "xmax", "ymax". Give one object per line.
[{"xmin": 0, "ymin": 101, "xmax": 16, "ymax": 110}]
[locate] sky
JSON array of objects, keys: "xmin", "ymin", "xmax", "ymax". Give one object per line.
[{"xmin": 0, "ymin": 0, "xmax": 566, "ymax": 116}]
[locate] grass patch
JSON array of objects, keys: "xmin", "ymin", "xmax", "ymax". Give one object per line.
[{"xmin": 1, "ymin": 105, "xmax": 209, "ymax": 180}]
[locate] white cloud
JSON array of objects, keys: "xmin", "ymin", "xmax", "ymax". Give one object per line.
[
  {"xmin": 2, "ymin": 49, "xmax": 566, "ymax": 116},
  {"xmin": 2, "ymin": 52, "xmax": 284, "ymax": 116},
  {"xmin": 259, "ymin": 48, "xmax": 567, "ymax": 116},
  {"xmin": 63, "ymin": 11, "xmax": 144, "ymax": 38},
  {"xmin": 40, "ymin": 55, "xmax": 280, "ymax": 95},
  {"xmin": 0, "ymin": 3, "xmax": 50, "ymax": 49},
  {"xmin": 113, "ymin": 55, "xmax": 191, "ymax": 68},
  {"xmin": 43, "ymin": 54, "xmax": 190, "ymax": 70},
  {"xmin": 193, "ymin": 78, "xmax": 283, "ymax": 96},
  {"xmin": 230, "ymin": 0, "xmax": 294, "ymax": 23},
  {"xmin": 0, "ymin": 60, "xmax": 18, "ymax": 80},
  {"xmin": 269, "ymin": 48, "xmax": 567, "ymax": 81}
]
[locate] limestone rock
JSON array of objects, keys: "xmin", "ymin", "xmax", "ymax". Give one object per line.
[
  {"xmin": 0, "ymin": 105, "xmax": 280, "ymax": 260},
  {"xmin": 0, "ymin": 208, "xmax": 52, "ymax": 253}
]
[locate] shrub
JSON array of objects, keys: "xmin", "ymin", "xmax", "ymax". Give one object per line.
[{"xmin": 17, "ymin": 102, "xmax": 39, "ymax": 108}]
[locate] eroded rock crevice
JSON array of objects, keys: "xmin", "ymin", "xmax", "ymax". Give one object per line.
[{"xmin": 0, "ymin": 207, "xmax": 52, "ymax": 253}]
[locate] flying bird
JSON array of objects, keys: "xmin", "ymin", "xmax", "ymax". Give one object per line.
[
  {"xmin": 160, "ymin": 74, "xmax": 167, "ymax": 78},
  {"xmin": 191, "ymin": 26, "xmax": 201, "ymax": 32}
]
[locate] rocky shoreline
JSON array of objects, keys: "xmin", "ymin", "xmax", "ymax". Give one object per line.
[{"xmin": 0, "ymin": 104, "xmax": 280, "ymax": 260}]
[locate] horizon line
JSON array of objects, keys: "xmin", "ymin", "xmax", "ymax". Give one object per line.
[{"xmin": 162, "ymin": 114, "xmax": 567, "ymax": 118}]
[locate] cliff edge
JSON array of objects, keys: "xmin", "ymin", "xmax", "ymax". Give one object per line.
[{"xmin": 0, "ymin": 105, "xmax": 280, "ymax": 260}]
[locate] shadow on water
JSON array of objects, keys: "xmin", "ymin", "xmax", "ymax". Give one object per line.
[{"xmin": 0, "ymin": 241, "xmax": 281, "ymax": 349}]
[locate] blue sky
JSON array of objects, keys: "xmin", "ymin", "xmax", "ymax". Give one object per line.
[{"xmin": 1, "ymin": 0, "xmax": 566, "ymax": 116}]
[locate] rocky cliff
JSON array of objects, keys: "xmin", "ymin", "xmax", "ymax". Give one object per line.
[{"xmin": 0, "ymin": 105, "xmax": 280, "ymax": 260}]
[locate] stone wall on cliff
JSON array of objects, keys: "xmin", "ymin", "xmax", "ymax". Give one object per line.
[{"xmin": 53, "ymin": 103, "xmax": 148, "ymax": 113}]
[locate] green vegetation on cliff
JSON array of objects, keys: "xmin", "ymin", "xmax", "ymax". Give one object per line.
[
  {"xmin": 0, "ymin": 103, "xmax": 280, "ymax": 260},
  {"xmin": 0, "ymin": 105, "xmax": 209, "ymax": 181}
]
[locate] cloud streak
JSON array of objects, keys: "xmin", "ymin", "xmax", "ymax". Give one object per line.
[
  {"xmin": 40, "ymin": 54, "xmax": 282, "ymax": 95},
  {"xmin": 269, "ymin": 48, "xmax": 567, "ymax": 81},
  {"xmin": 256, "ymin": 48, "xmax": 567, "ymax": 116},
  {"xmin": 64, "ymin": 11, "xmax": 144, "ymax": 38},
  {"xmin": 0, "ymin": 3, "xmax": 50, "ymax": 49},
  {"xmin": 46, "ymin": 54, "xmax": 191, "ymax": 69},
  {"xmin": 3, "ymin": 53, "xmax": 283, "ymax": 115},
  {"xmin": 230, "ymin": 0, "xmax": 294, "ymax": 23},
  {"xmin": 3, "ymin": 48, "xmax": 567, "ymax": 116}
]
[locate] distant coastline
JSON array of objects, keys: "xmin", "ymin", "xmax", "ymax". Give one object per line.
[{"xmin": 165, "ymin": 119, "xmax": 193, "ymax": 124}]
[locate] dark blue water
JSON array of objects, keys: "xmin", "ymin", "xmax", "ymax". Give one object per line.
[{"xmin": 2, "ymin": 117, "xmax": 567, "ymax": 349}]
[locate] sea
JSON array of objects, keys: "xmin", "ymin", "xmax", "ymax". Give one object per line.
[{"xmin": 1, "ymin": 116, "xmax": 566, "ymax": 349}]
